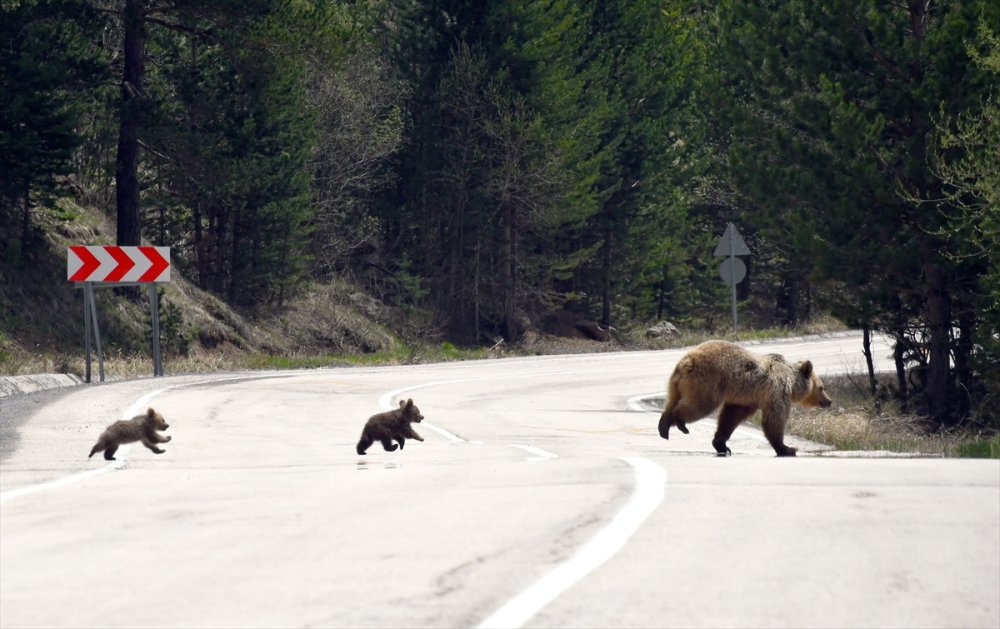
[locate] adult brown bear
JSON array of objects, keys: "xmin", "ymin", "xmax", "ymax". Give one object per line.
[{"xmin": 658, "ymin": 341, "xmax": 832, "ymax": 456}]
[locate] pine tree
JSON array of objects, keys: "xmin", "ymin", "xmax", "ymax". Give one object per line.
[
  {"xmin": 0, "ymin": 0, "xmax": 104, "ymax": 261},
  {"xmin": 712, "ymin": 0, "xmax": 1000, "ymax": 425}
]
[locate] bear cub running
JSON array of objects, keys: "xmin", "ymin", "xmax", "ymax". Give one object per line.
[
  {"xmin": 89, "ymin": 407, "xmax": 171, "ymax": 460},
  {"xmin": 357, "ymin": 398, "xmax": 425, "ymax": 455},
  {"xmin": 658, "ymin": 341, "xmax": 832, "ymax": 456}
]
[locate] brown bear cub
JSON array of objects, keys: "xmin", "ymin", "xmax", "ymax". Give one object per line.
[
  {"xmin": 658, "ymin": 341, "xmax": 832, "ymax": 457},
  {"xmin": 357, "ymin": 398, "xmax": 425, "ymax": 455},
  {"xmin": 88, "ymin": 408, "xmax": 171, "ymax": 461}
]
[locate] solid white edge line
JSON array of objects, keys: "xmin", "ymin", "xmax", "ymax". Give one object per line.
[{"xmin": 476, "ymin": 456, "xmax": 666, "ymax": 629}]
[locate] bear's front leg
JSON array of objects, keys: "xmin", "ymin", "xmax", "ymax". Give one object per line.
[
  {"xmin": 154, "ymin": 433, "xmax": 171, "ymax": 443},
  {"xmin": 406, "ymin": 427, "xmax": 424, "ymax": 442},
  {"xmin": 141, "ymin": 438, "xmax": 165, "ymax": 454},
  {"xmin": 761, "ymin": 405, "xmax": 796, "ymax": 457}
]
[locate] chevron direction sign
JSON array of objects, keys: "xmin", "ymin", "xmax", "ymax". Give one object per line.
[{"xmin": 67, "ymin": 246, "xmax": 170, "ymax": 283}]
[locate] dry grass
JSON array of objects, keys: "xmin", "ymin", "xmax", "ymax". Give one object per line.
[{"xmin": 787, "ymin": 374, "xmax": 1000, "ymax": 458}]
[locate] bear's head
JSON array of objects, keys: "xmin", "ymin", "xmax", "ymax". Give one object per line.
[
  {"xmin": 795, "ymin": 361, "xmax": 833, "ymax": 408},
  {"xmin": 145, "ymin": 407, "xmax": 170, "ymax": 430},
  {"xmin": 398, "ymin": 398, "xmax": 424, "ymax": 423}
]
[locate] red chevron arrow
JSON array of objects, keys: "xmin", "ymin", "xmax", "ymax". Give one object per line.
[
  {"xmin": 104, "ymin": 245, "xmax": 135, "ymax": 282},
  {"xmin": 138, "ymin": 246, "xmax": 169, "ymax": 282},
  {"xmin": 69, "ymin": 246, "xmax": 101, "ymax": 282}
]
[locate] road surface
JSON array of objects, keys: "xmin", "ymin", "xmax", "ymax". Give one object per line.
[{"xmin": 1, "ymin": 333, "xmax": 997, "ymax": 628}]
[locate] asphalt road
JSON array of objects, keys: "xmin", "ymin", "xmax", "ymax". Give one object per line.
[{"xmin": 1, "ymin": 333, "xmax": 998, "ymax": 628}]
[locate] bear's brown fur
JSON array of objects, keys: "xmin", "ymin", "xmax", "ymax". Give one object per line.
[
  {"xmin": 357, "ymin": 398, "xmax": 425, "ymax": 455},
  {"xmin": 658, "ymin": 341, "xmax": 832, "ymax": 456},
  {"xmin": 88, "ymin": 408, "xmax": 171, "ymax": 460}
]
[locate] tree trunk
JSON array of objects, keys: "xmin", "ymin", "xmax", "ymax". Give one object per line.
[
  {"xmin": 601, "ymin": 225, "xmax": 612, "ymax": 328},
  {"xmin": 893, "ymin": 331, "xmax": 910, "ymax": 413},
  {"xmin": 924, "ymin": 261, "xmax": 953, "ymax": 424},
  {"xmin": 862, "ymin": 325, "xmax": 877, "ymax": 395},
  {"xmin": 115, "ymin": 0, "xmax": 145, "ymax": 246},
  {"xmin": 501, "ymin": 203, "xmax": 516, "ymax": 342},
  {"xmin": 19, "ymin": 177, "xmax": 30, "ymax": 261},
  {"xmin": 228, "ymin": 207, "xmax": 242, "ymax": 303},
  {"xmin": 193, "ymin": 204, "xmax": 206, "ymax": 288}
]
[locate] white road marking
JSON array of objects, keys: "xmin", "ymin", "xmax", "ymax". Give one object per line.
[
  {"xmin": 626, "ymin": 392, "xmax": 662, "ymax": 413},
  {"xmin": 511, "ymin": 444, "xmax": 559, "ymax": 461},
  {"xmin": 476, "ymin": 456, "xmax": 667, "ymax": 629},
  {"xmin": 379, "ymin": 383, "xmax": 467, "ymax": 442},
  {"xmin": 379, "ymin": 366, "xmax": 661, "ymax": 445},
  {"xmin": 0, "ymin": 376, "xmax": 258, "ymax": 504}
]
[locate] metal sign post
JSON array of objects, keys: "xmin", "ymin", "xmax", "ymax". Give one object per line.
[
  {"xmin": 68, "ymin": 246, "xmax": 171, "ymax": 382},
  {"xmin": 713, "ymin": 223, "xmax": 750, "ymax": 332}
]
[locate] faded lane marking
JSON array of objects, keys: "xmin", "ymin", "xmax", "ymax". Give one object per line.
[
  {"xmin": 511, "ymin": 444, "xmax": 559, "ymax": 462},
  {"xmin": 380, "ymin": 367, "xmax": 658, "ymax": 445},
  {"xmin": 476, "ymin": 456, "xmax": 667, "ymax": 629}
]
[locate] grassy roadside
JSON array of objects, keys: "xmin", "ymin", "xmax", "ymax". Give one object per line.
[{"xmin": 787, "ymin": 374, "xmax": 1000, "ymax": 459}]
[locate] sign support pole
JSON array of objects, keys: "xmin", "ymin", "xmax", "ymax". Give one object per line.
[
  {"xmin": 86, "ymin": 282, "xmax": 105, "ymax": 382},
  {"xmin": 84, "ymin": 283, "xmax": 92, "ymax": 383},
  {"xmin": 149, "ymin": 284, "xmax": 163, "ymax": 376},
  {"xmin": 729, "ymin": 231, "xmax": 738, "ymax": 332}
]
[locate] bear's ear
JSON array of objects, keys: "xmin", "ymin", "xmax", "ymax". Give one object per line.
[
  {"xmin": 398, "ymin": 400, "xmax": 406, "ymax": 408},
  {"xmin": 404, "ymin": 398, "xmax": 413, "ymax": 409},
  {"xmin": 146, "ymin": 408, "xmax": 156, "ymax": 417},
  {"xmin": 799, "ymin": 361, "xmax": 813, "ymax": 377}
]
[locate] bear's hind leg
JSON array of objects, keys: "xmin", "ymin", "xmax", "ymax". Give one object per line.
[
  {"xmin": 357, "ymin": 434, "xmax": 374, "ymax": 455},
  {"xmin": 712, "ymin": 404, "xmax": 755, "ymax": 456},
  {"xmin": 380, "ymin": 437, "xmax": 398, "ymax": 452},
  {"xmin": 103, "ymin": 444, "xmax": 119, "ymax": 460},
  {"xmin": 395, "ymin": 435, "xmax": 406, "ymax": 450},
  {"xmin": 89, "ymin": 439, "xmax": 105, "ymax": 458},
  {"xmin": 659, "ymin": 396, "xmax": 715, "ymax": 439}
]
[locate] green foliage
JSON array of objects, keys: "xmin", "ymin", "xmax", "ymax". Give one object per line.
[
  {"xmin": 0, "ymin": 0, "xmax": 105, "ymax": 261},
  {"xmin": 705, "ymin": 0, "xmax": 1000, "ymax": 427},
  {"xmin": 952, "ymin": 435, "xmax": 1000, "ymax": 459},
  {"xmin": 2, "ymin": 0, "xmax": 997, "ymax": 440}
]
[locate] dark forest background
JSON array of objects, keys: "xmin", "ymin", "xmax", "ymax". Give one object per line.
[{"xmin": 2, "ymin": 0, "xmax": 998, "ymax": 430}]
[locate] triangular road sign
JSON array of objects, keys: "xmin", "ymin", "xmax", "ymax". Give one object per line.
[{"xmin": 713, "ymin": 223, "xmax": 750, "ymax": 257}]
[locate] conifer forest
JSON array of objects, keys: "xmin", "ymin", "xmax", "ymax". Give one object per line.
[{"xmin": 2, "ymin": 0, "xmax": 998, "ymax": 429}]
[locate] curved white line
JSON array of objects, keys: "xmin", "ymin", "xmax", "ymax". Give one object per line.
[
  {"xmin": 379, "ymin": 382, "xmax": 468, "ymax": 442},
  {"xmin": 626, "ymin": 392, "xmax": 663, "ymax": 413},
  {"xmin": 476, "ymin": 456, "xmax": 666, "ymax": 629},
  {"xmin": 0, "ymin": 376, "xmax": 254, "ymax": 504}
]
